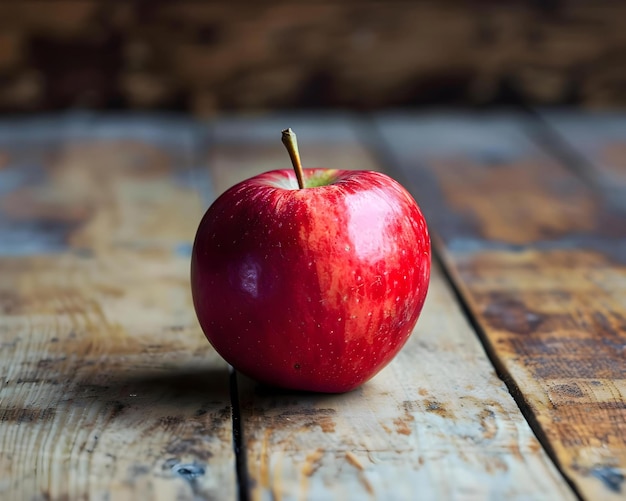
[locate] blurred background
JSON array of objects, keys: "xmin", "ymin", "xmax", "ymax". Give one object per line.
[{"xmin": 0, "ymin": 1, "xmax": 625, "ymax": 116}]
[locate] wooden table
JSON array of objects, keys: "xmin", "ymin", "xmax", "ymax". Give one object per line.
[{"xmin": 0, "ymin": 112, "xmax": 624, "ymax": 501}]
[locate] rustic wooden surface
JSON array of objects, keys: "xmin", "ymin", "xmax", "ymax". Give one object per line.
[
  {"xmin": 0, "ymin": 117, "xmax": 236, "ymax": 500},
  {"xmin": 376, "ymin": 113, "xmax": 626, "ymax": 500},
  {"xmin": 1, "ymin": 112, "xmax": 624, "ymax": 501},
  {"xmin": 538, "ymin": 111, "xmax": 626, "ymax": 210},
  {"xmin": 210, "ymin": 116, "xmax": 576, "ymax": 500}
]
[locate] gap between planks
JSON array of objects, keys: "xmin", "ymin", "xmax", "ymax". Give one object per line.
[
  {"xmin": 231, "ymin": 368, "xmax": 251, "ymax": 501},
  {"xmin": 520, "ymin": 109, "xmax": 608, "ymax": 195}
]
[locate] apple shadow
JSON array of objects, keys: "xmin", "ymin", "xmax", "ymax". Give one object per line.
[
  {"xmin": 235, "ymin": 371, "xmax": 362, "ymax": 406},
  {"xmin": 70, "ymin": 366, "xmax": 232, "ymax": 416},
  {"xmin": 110, "ymin": 367, "xmax": 231, "ymax": 402}
]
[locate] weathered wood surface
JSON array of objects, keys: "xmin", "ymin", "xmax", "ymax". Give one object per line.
[
  {"xmin": 210, "ymin": 116, "xmax": 576, "ymax": 500},
  {"xmin": 0, "ymin": 117, "xmax": 236, "ymax": 500},
  {"xmin": 2, "ymin": 112, "xmax": 623, "ymax": 501},
  {"xmin": 538, "ymin": 111, "xmax": 626, "ymax": 210},
  {"xmin": 376, "ymin": 113, "xmax": 626, "ymax": 500}
]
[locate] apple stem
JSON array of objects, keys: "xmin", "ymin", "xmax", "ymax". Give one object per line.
[{"xmin": 281, "ymin": 128, "xmax": 305, "ymax": 189}]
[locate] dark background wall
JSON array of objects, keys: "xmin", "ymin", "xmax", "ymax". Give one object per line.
[{"xmin": 1, "ymin": 1, "xmax": 625, "ymax": 115}]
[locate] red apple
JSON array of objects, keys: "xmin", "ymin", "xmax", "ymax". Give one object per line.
[{"xmin": 191, "ymin": 130, "xmax": 430, "ymax": 392}]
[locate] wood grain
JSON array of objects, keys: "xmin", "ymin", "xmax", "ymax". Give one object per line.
[
  {"xmin": 210, "ymin": 115, "xmax": 576, "ymax": 501},
  {"xmin": 376, "ymin": 112, "xmax": 626, "ymax": 500},
  {"xmin": 0, "ymin": 117, "xmax": 236, "ymax": 500}
]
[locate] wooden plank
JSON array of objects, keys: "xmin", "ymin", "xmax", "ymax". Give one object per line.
[
  {"xmin": 376, "ymin": 112, "xmax": 626, "ymax": 500},
  {"xmin": 538, "ymin": 111, "xmax": 626, "ymax": 210},
  {"xmin": 0, "ymin": 116, "xmax": 236, "ymax": 500},
  {"xmin": 210, "ymin": 115, "xmax": 576, "ymax": 501}
]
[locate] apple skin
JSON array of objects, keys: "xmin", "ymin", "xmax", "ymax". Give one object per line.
[{"xmin": 191, "ymin": 168, "xmax": 430, "ymax": 393}]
